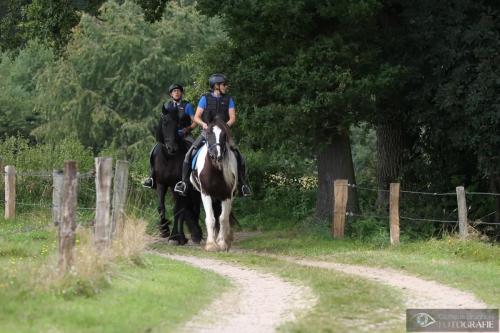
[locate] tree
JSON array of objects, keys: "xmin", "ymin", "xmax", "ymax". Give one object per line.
[
  {"xmin": 33, "ymin": 1, "xmax": 227, "ymax": 155},
  {"xmin": 195, "ymin": 0, "xmax": 407, "ymax": 219},
  {"xmin": 0, "ymin": 40, "xmax": 55, "ymax": 138}
]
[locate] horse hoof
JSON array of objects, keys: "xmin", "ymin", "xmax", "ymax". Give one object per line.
[
  {"xmin": 205, "ymin": 242, "xmax": 219, "ymax": 252},
  {"xmin": 216, "ymin": 241, "xmax": 229, "ymax": 252},
  {"xmin": 178, "ymin": 238, "xmax": 188, "ymax": 246}
]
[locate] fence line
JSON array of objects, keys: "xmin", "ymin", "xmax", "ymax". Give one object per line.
[
  {"xmin": 347, "ymin": 182, "xmax": 499, "ymax": 197},
  {"xmin": 345, "ymin": 211, "xmax": 482, "ymax": 225},
  {"xmin": 0, "ymin": 171, "xmax": 96, "ymax": 179}
]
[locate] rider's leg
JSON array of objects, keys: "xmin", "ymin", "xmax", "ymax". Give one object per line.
[
  {"xmin": 143, "ymin": 143, "xmax": 160, "ymax": 189},
  {"xmin": 174, "ymin": 135, "xmax": 205, "ymax": 195},
  {"xmin": 232, "ymin": 147, "xmax": 252, "ymax": 197}
]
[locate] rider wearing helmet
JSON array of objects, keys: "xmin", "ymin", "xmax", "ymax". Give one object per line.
[
  {"xmin": 173, "ymin": 74, "xmax": 252, "ymax": 197},
  {"xmin": 142, "ymin": 83, "xmax": 196, "ymax": 189}
]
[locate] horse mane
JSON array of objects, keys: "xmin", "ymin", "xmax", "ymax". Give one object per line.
[{"xmin": 209, "ymin": 118, "xmax": 235, "ymax": 147}]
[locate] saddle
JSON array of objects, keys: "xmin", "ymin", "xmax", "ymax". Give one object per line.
[{"xmin": 191, "ymin": 148, "xmax": 202, "ymax": 170}]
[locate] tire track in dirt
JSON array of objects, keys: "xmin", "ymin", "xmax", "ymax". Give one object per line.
[
  {"xmin": 154, "ymin": 252, "xmax": 316, "ymax": 333},
  {"xmin": 276, "ymin": 256, "xmax": 487, "ymax": 309}
]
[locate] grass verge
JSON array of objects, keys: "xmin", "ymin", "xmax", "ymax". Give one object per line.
[{"xmin": 0, "ymin": 211, "xmax": 230, "ymax": 333}]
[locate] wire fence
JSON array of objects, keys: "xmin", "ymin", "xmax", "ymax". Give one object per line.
[
  {"xmin": 0, "ymin": 166, "xmax": 162, "ymax": 229},
  {"xmin": 345, "ymin": 182, "xmax": 499, "ymax": 226},
  {"xmin": 1, "ymin": 167, "xmax": 499, "ymax": 230}
]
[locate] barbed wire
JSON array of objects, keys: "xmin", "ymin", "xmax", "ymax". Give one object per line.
[
  {"xmin": 0, "ymin": 170, "xmax": 96, "ymax": 179},
  {"xmin": 400, "ymin": 215, "xmax": 458, "ymax": 224},
  {"xmin": 346, "ymin": 211, "xmax": 388, "ymax": 220},
  {"xmin": 466, "ymin": 191, "xmax": 500, "ymax": 197},
  {"xmin": 347, "ymin": 183, "xmax": 500, "ymax": 197},
  {"xmin": 471, "ymin": 221, "xmax": 500, "ymax": 226},
  {"xmin": 347, "ymin": 183, "xmax": 389, "ymax": 193}
]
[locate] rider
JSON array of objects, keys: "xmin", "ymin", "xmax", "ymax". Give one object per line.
[
  {"xmin": 173, "ymin": 73, "xmax": 252, "ymax": 197},
  {"xmin": 142, "ymin": 83, "xmax": 197, "ymax": 189}
]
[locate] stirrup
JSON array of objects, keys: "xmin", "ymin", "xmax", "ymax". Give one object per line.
[
  {"xmin": 241, "ymin": 184, "xmax": 252, "ymax": 197},
  {"xmin": 174, "ymin": 181, "xmax": 188, "ymax": 196},
  {"xmin": 142, "ymin": 178, "xmax": 154, "ymax": 189}
]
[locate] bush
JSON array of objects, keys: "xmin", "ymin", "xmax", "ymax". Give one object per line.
[{"xmin": 0, "ymin": 136, "xmax": 95, "ymax": 210}]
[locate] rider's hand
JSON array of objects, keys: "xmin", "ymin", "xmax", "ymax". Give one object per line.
[{"xmin": 202, "ymin": 123, "xmax": 208, "ymax": 130}]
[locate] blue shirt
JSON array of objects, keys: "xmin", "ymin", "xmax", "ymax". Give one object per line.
[
  {"xmin": 198, "ymin": 94, "xmax": 235, "ymax": 110},
  {"xmin": 183, "ymin": 102, "xmax": 195, "ymax": 117}
]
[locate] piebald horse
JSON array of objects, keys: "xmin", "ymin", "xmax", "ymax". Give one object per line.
[{"xmin": 191, "ymin": 119, "xmax": 238, "ymax": 252}]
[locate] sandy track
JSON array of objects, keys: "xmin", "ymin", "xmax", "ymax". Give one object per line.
[
  {"xmin": 279, "ymin": 256, "xmax": 487, "ymax": 309},
  {"xmin": 154, "ymin": 253, "xmax": 316, "ymax": 333}
]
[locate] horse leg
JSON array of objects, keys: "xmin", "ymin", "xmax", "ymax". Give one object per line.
[
  {"xmin": 185, "ymin": 191, "xmax": 202, "ymax": 244},
  {"xmin": 169, "ymin": 200, "xmax": 181, "ymax": 245},
  {"xmin": 157, "ymin": 184, "xmax": 170, "ymax": 238},
  {"xmin": 176, "ymin": 197, "xmax": 188, "ymax": 245},
  {"xmin": 216, "ymin": 199, "xmax": 233, "ymax": 252},
  {"xmin": 201, "ymin": 194, "xmax": 218, "ymax": 251}
]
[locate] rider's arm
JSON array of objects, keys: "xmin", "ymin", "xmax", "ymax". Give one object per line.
[
  {"xmin": 227, "ymin": 108, "xmax": 236, "ymax": 127},
  {"xmin": 227, "ymin": 97, "xmax": 236, "ymax": 127},
  {"xmin": 194, "ymin": 107, "xmax": 208, "ymax": 130},
  {"xmin": 185, "ymin": 103, "xmax": 197, "ymax": 132}
]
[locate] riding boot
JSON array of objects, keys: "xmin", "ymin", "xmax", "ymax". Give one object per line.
[
  {"xmin": 143, "ymin": 143, "xmax": 159, "ymax": 189},
  {"xmin": 174, "ymin": 136, "xmax": 204, "ymax": 196},
  {"xmin": 233, "ymin": 147, "xmax": 252, "ymax": 197}
]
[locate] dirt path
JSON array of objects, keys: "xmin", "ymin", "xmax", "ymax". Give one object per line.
[
  {"xmin": 154, "ymin": 252, "xmax": 316, "ymax": 333},
  {"xmin": 276, "ymin": 256, "xmax": 487, "ymax": 309}
]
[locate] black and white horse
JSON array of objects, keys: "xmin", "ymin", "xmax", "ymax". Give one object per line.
[{"xmin": 191, "ymin": 119, "xmax": 238, "ymax": 251}]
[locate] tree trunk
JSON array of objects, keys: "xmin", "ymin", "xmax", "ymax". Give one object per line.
[
  {"xmin": 375, "ymin": 123, "xmax": 404, "ymax": 211},
  {"xmin": 315, "ymin": 131, "xmax": 359, "ymax": 221}
]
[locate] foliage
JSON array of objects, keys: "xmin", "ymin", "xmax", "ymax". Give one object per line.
[
  {"xmin": 406, "ymin": 0, "xmax": 500, "ymax": 185},
  {"xmin": 0, "ymin": 0, "xmax": 106, "ymax": 52},
  {"xmin": 0, "ymin": 0, "xmax": 31, "ymax": 51},
  {"xmin": 196, "ymin": 0, "xmax": 391, "ymax": 152},
  {"xmin": 33, "ymin": 0, "xmax": 226, "ymax": 155},
  {"xmin": 0, "ymin": 40, "xmax": 55, "ymax": 138},
  {"xmin": 0, "ymin": 136, "xmax": 95, "ymax": 209}
]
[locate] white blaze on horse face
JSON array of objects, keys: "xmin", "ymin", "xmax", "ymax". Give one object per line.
[{"xmin": 213, "ymin": 126, "xmax": 222, "ymax": 159}]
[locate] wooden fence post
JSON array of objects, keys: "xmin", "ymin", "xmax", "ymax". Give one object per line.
[
  {"xmin": 390, "ymin": 183, "xmax": 400, "ymax": 245},
  {"xmin": 94, "ymin": 157, "xmax": 113, "ymax": 248},
  {"xmin": 332, "ymin": 179, "xmax": 348, "ymax": 239},
  {"xmin": 52, "ymin": 169, "xmax": 64, "ymax": 226},
  {"xmin": 456, "ymin": 186, "xmax": 468, "ymax": 240},
  {"xmin": 4, "ymin": 165, "xmax": 16, "ymax": 219},
  {"xmin": 59, "ymin": 161, "xmax": 78, "ymax": 271},
  {"xmin": 111, "ymin": 160, "xmax": 129, "ymax": 239}
]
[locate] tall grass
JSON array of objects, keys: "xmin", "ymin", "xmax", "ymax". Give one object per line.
[{"xmin": 35, "ymin": 217, "xmax": 152, "ymax": 297}]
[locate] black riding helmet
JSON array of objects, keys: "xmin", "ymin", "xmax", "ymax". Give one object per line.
[
  {"xmin": 168, "ymin": 83, "xmax": 184, "ymax": 93},
  {"xmin": 208, "ymin": 74, "xmax": 227, "ymax": 90}
]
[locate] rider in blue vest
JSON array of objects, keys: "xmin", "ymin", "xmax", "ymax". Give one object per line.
[
  {"xmin": 142, "ymin": 83, "xmax": 196, "ymax": 189},
  {"xmin": 174, "ymin": 73, "xmax": 252, "ymax": 197}
]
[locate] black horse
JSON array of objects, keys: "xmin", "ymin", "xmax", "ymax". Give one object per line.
[{"xmin": 153, "ymin": 106, "xmax": 202, "ymax": 245}]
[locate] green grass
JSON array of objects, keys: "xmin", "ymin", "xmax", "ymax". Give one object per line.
[
  {"xmin": 154, "ymin": 244, "xmax": 406, "ymax": 333},
  {"xmin": 0, "ymin": 212, "xmax": 230, "ymax": 333},
  {"xmin": 237, "ymin": 228, "xmax": 500, "ymax": 307}
]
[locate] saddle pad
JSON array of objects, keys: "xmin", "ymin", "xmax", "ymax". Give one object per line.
[{"xmin": 191, "ymin": 148, "xmax": 202, "ymax": 170}]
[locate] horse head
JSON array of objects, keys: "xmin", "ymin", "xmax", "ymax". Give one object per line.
[
  {"xmin": 160, "ymin": 106, "xmax": 180, "ymax": 156},
  {"xmin": 206, "ymin": 119, "xmax": 232, "ymax": 164}
]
